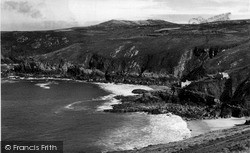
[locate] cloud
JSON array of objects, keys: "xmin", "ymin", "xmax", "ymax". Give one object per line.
[
  {"xmin": 239, "ymin": 8, "xmax": 249, "ymax": 13},
  {"xmin": 2, "ymin": 1, "xmax": 43, "ymax": 18},
  {"xmin": 152, "ymin": 0, "xmax": 249, "ymax": 14},
  {"xmin": 1, "ymin": 20, "xmax": 79, "ymax": 31}
]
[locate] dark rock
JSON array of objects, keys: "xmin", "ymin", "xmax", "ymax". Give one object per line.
[
  {"xmin": 220, "ymin": 106, "xmax": 232, "ymax": 118},
  {"xmin": 231, "ymin": 107, "xmax": 245, "ymax": 118},
  {"xmin": 178, "ymin": 78, "xmax": 226, "ymax": 106},
  {"xmin": 178, "ymin": 89, "xmax": 215, "ymax": 106},
  {"xmin": 244, "ymin": 120, "xmax": 250, "ymax": 125},
  {"xmin": 184, "ymin": 79, "xmax": 226, "ymax": 99},
  {"xmin": 132, "ymin": 89, "xmax": 149, "ymax": 94},
  {"xmin": 220, "ymin": 78, "xmax": 233, "ymax": 103},
  {"xmin": 181, "ymin": 65, "xmax": 207, "ymax": 81},
  {"xmin": 136, "ymin": 92, "xmax": 162, "ymax": 103},
  {"xmin": 150, "ymin": 109, "xmax": 162, "ymax": 114},
  {"xmin": 231, "ymin": 77, "xmax": 250, "ymax": 106}
]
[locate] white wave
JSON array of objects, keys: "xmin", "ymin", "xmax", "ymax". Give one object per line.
[
  {"xmin": 98, "ymin": 113, "xmax": 191, "ymax": 152},
  {"xmin": 95, "ymin": 82, "xmax": 153, "ymax": 96},
  {"xmin": 64, "ymin": 101, "xmax": 89, "ymax": 111},
  {"xmin": 35, "ymin": 81, "xmax": 58, "ymax": 89},
  {"xmin": 25, "ymin": 77, "xmax": 72, "ymax": 81},
  {"xmin": 35, "ymin": 83, "xmax": 51, "ymax": 89},
  {"xmin": 1, "ymin": 79, "xmax": 17, "ymax": 84},
  {"xmin": 74, "ymin": 80, "xmax": 86, "ymax": 83},
  {"xmin": 96, "ymin": 94, "xmax": 121, "ymax": 111},
  {"xmin": 95, "ymin": 83, "xmax": 153, "ymax": 111},
  {"xmin": 7, "ymin": 75, "xmax": 73, "ymax": 81}
]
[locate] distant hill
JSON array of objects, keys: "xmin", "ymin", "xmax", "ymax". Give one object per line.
[{"xmin": 96, "ymin": 19, "xmax": 177, "ymax": 27}]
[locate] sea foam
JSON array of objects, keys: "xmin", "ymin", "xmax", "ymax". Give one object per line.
[
  {"xmin": 98, "ymin": 113, "xmax": 191, "ymax": 152},
  {"xmin": 64, "ymin": 101, "xmax": 90, "ymax": 111},
  {"xmin": 35, "ymin": 81, "xmax": 58, "ymax": 89},
  {"xmin": 95, "ymin": 83, "xmax": 153, "ymax": 111},
  {"xmin": 1, "ymin": 80, "xmax": 17, "ymax": 84}
]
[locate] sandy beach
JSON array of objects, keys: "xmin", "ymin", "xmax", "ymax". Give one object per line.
[
  {"xmin": 187, "ymin": 120, "xmax": 211, "ymax": 136},
  {"xmin": 187, "ymin": 117, "xmax": 249, "ymax": 137}
]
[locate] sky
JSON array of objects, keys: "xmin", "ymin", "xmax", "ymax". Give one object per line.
[{"xmin": 1, "ymin": 0, "xmax": 250, "ymax": 31}]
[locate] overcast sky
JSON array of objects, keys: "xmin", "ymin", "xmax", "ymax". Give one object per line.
[{"xmin": 1, "ymin": 0, "xmax": 250, "ymax": 31}]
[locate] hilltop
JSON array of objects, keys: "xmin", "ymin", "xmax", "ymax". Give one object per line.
[{"xmin": 96, "ymin": 19, "xmax": 177, "ymax": 27}]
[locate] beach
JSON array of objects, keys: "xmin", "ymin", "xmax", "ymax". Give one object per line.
[{"xmin": 187, "ymin": 117, "xmax": 249, "ymax": 137}]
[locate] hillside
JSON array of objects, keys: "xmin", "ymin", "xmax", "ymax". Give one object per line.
[
  {"xmin": 1, "ymin": 19, "xmax": 250, "ymax": 118},
  {"xmin": 2, "ymin": 19, "xmax": 250, "ymax": 81},
  {"xmin": 96, "ymin": 19, "xmax": 177, "ymax": 27}
]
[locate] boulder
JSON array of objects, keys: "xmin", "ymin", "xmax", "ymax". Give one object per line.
[{"xmin": 132, "ymin": 89, "xmax": 149, "ymax": 94}]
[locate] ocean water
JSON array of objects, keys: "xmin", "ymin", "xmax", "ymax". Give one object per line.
[{"xmin": 1, "ymin": 79, "xmax": 191, "ymax": 153}]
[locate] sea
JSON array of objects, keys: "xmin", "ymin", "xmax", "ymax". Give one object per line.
[{"xmin": 1, "ymin": 78, "xmax": 191, "ymax": 153}]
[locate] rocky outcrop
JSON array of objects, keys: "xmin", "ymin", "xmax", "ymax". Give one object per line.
[
  {"xmin": 229, "ymin": 77, "xmax": 250, "ymax": 117},
  {"xmin": 106, "ymin": 91, "xmax": 209, "ymax": 119},
  {"xmin": 231, "ymin": 77, "xmax": 250, "ymax": 106},
  {"xmin": 131, "ymin": 89, "xmax": 149, "ymax": 94},
  {"xmin": 220, "ymin": 78, "xmax": 233, "ymax": 103},
  {"xmin": 181, "ymin": 65, "xmax": 207, "ymax": 81},
  {"xmin": 178, "ymin": 76, "xmax": 250, "ymax": 118},
  {"xmin": 178, "ymin": 78, "xmax": 225, "ymax": 106}
]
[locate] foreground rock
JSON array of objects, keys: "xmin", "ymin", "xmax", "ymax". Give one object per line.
[{"xmin": 110, "ymin": 125, "xmax": 250, "ymax": 153}]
